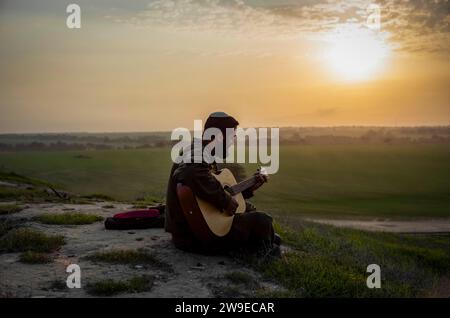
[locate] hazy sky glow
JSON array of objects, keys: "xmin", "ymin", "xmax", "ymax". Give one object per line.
[{"xmin": 0, "ymin": 0, "xmax": 449, "ymax": 132}]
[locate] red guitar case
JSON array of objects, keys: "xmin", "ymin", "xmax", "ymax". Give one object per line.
[{"xmin": 104, "ymin": 205, "xmax": 165, "ymax": 230}]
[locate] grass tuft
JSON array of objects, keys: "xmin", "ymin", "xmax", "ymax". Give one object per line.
[
  {"xmin": 45, "ymin": 280, "xmax": 67, "ymax": 291},
  {"xmin": 85, "ymin": 248, "xmax": 172, "ymax": 272},
  {"xmin": 0, "ymin": 219, "xmax": 15, "ymax": 237},
  {"xmin": 225, "ymin": 271, "xmax": 259, "ymax": 288},
  {"xmin": 34, "ymin": 212, "xmax": 103, "ymax": 225},
  {"xmin": 0, "ymin": 204, "xmax": 23, "ymax": 215},
  {"xmin": 86, "ymin": 275, "xmax": 154, "ymax": 296},
  {"xmin": 0, "ymin": 228, "xmax": 65, "ymax": 253},
  {"xmin": 210, "ymin": 271, "xmax": 261, "ymax": 298},
  {"xmin": 82, "ymin": 193, "xmax": 115, "ymax": 201},
  {"xmin": 134, "ymin": 194, "xmax": 162, "ymax": 206},
  {"xmin": 19, "ymin": 251, "xmax": 53, "ymax": 264}
]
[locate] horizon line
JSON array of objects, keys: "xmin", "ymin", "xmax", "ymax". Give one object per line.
[{"xmin": 1, "ymin": 124, "xmax": 450, "ymax": 135}]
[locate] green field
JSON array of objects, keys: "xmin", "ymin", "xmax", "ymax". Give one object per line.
[
  {"xmin": 1, "ymin": 144, "xmax": 450, "ymax": 297},
  {"xmin": 0, "ymin": 144, "xmax": 449, "ymax": 218}
]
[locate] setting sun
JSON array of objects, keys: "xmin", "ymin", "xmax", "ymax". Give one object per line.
[{"xmin": 324, "ymin": 25, "xmax": 391, "ymax": 82}]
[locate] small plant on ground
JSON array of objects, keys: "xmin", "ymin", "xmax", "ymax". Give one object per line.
[
  {"xmin": 19, "ymin": 251, "xmax": 53, "ymax": 264},
  {"xmin": 45, "ymin": 279, "xmax": 67, "ymax": 291},
  {"xmin": 34, "ymin": 212, "xmax": 103, "ymax": 225},
  {"xmin": 0, "ymin": 204, "xmax": 23, "ymax": 215},
  {"xmin": 0, "ymin": 219, "xmax": 16, "ymax": 237},
  {"xmin": 0, "ymin": 228, "xmax": 64, "ymax": 253},
  {"xmin": 85, "ymin": 248, "xmax": 172, "ymax": 272},
  {"xmin": 86, "ymin": 275, "xmax": 154, "ymax": 296},
  {"xmin": 82, "ymin": 193, "xmax": 115, "ymax": 201},
  {"xmin": 225, "ymin": 271, "xmax": 259, "ymax": 288}
]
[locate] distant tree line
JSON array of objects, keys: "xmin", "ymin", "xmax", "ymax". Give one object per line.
[
  {"xmin": 0, "ymin": 141, "xmax": 172, "ymax": 152},
  {"xmin": 0, "ymin": 127, "xmax": 449, "ymax": 152}
]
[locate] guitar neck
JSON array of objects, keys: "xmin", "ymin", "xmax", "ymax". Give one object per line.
[{"xmin": 227, "ymin": 176, "xmax": 258, "ymax": 196}]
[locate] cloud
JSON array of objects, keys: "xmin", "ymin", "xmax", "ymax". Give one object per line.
[
  {"xmin": 117, "ymin": 0, "xmax": 449, "ymax": 55},
  {"xmin": 129, "ymin": 0, "xmax": 285, "ymax": 37},
  {"xmin": 379, "ymin": 0, "xmax": 450, "ymax": 54}
]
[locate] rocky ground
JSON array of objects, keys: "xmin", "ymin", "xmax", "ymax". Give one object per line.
[
  {"xmin": 1, "ymin": 176, "xmax": 449, "ymax": 298},
  {"xmin": 0, "ymin": 202, "xmax": 285, "ymax": 298}
]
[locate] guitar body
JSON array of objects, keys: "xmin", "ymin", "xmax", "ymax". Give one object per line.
[
  {"xmin": 177, "ymin": 167, "xmax": 266, "ymax": 240},
  {"xmin": 196, "ymin": 168, "xmax": 246, "ymax": 237}
]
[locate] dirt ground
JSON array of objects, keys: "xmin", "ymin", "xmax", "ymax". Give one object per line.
[
  {"xmin": 0, "ymin": 202, "xmax": 284, "ymax": 298},
  {"xmin": 2, "ymin": 201, "xmax": 449, "ymax": 298}
]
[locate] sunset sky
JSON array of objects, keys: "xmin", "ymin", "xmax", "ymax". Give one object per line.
[{"xmin": 0, "ymin": 0, "xmax": 449, "ymax": 133}]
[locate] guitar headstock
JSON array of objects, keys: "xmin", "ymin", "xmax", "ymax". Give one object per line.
[
  {"xmin": 256, "ymin": 167, "xmax": 269, "ymax": 182},
  {"xmin": 258, "ymin": 167, "xmax": 268, "ymax": 176}
]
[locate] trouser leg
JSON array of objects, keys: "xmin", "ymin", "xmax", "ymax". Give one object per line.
[{"xmin": 226, "ymin": 211, "xmax": 275, "ymax": 251}]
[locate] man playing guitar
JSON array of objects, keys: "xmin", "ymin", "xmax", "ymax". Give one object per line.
[{"xmin": 165, "ymin": 112, "xmax": 281, "ymax": 255}]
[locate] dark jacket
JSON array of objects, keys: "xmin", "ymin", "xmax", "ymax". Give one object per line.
[{"xmin": 164, "ymin": 144, "xmax": 253, "ymax": 252}]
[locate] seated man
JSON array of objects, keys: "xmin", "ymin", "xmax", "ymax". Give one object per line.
[{"xmin": 165, "ymin": 112, "xmax": 280, "ymax": 255}]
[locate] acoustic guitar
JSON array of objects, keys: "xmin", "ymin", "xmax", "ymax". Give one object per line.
[{"xmin": 177, "ymin": 167, "xmax": 268, "ymax": 240}]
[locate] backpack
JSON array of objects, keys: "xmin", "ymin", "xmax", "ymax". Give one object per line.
[{"xmin": 104, "ymin": 205, "xmax": 165, "ymax": 230}]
